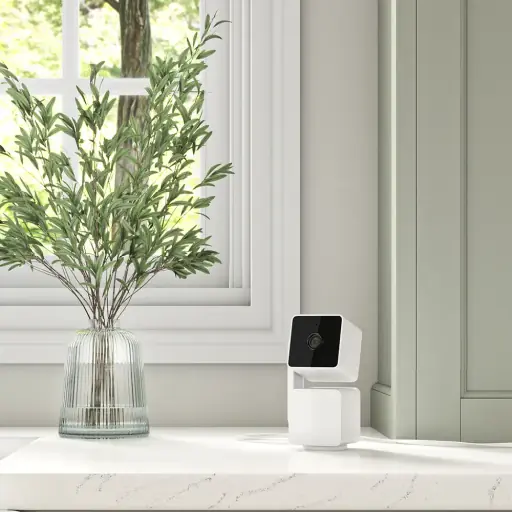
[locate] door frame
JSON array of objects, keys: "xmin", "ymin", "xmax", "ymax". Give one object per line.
[
  {"xmin": 372, "ymin": 0, "xmax": 464, "ymax": 441},
  {"xmin": 415, "ymin": 0, "xmax": 464, "ymax": 441},
  {"xmin": 371, "ymin": 0, "xmax": 418, "ymax": 440}
]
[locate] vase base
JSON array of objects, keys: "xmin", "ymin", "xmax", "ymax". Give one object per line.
[
  {"xmin": 59, "ymin": 406, "xmax": 149, "ymax": 439},
  {"xmin": 58, "ymin": 429, "xmax": 150, "ymax": 440}
]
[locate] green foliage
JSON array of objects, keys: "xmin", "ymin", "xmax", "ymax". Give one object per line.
[
  {"xmin": 0, "ymin": 0, "xmax": 62, "ymax": 78},
  {"xmin": 0, "ymin": 0, "xmax": 198, "ymax": 78},
  {"xmin": 0, "ymin": 14, "xmax": 232, "ymax": 328},
  {"xmin": 80, "ymin": 0, "xmax": 200, "ymax": 78}
]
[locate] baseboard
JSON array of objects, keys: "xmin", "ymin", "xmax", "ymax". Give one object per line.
[{"xmin": 370, "ymin": 382, "xmax": 394, "ymax": 438}]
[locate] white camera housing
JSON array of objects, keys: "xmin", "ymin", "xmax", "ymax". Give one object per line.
[{"xmin": 287, "ymin": 314, "xmax": 362, "ymax": 450}]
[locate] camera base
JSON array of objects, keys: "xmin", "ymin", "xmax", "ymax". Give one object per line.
[
  {"xmin": 288, "ymin": 387, "xmax": 360, "ymax": 449},
  {"xmin": 303, "ymin": 444, "xmax": 348, "ymax": 451}
]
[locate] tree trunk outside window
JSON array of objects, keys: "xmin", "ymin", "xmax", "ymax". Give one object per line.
[{"xmin": 116, "ymin": 0, "xmax": 152, "ymax": 187}]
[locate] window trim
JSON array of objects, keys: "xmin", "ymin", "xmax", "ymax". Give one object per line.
[{"xmin": 0, "ymin": 0, "xmax": 300, "ymax": 364}]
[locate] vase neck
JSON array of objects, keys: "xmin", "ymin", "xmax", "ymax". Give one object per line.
[{"xmin": 89, "ymin": 319, "xmax": 120, "ymax": 330}]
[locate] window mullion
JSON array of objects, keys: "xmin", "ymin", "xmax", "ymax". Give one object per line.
[
  {"xmin": 62, "ymin": 0, "xmax": 80, "ymax": 81},
  {"xmin": 62, "ymin": 0, "xmax": 80, "ymax": 173},
  {"xmin": 75, "ymin": 78, "xmax": 150, "ymax": 96}
]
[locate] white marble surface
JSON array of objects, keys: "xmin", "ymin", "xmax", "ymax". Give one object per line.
[
  {"xmin": 0, "ymin": 427, "xmax": 47, "ymax": 462},
  {"xmin": 3, "ymin": 427, "xmax": 512, "ymax": 509}
]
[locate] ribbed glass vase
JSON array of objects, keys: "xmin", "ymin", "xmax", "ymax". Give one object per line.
[{"xmin": 58, "ymin": 321, "xmax": 149, "ymax": 439}]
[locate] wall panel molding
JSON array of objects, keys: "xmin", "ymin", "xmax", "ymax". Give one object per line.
[{"xmin": 372, "ymin": 0, "xmax": 417, "ymax": 439}]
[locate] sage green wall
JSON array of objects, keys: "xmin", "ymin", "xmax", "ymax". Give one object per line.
[
  {"xmin": 416, "ymin": 0, "xmax": 512, "ymax": 442},
  {"xmin": 373, "ymin": 0, "xmax": 512, "ymax": 442},
  {"xmin": 0, "ymin": 0, "xmax": 378, "ymax": 428},
  {"xmin": 371, "ymin": 0, "xmax": 417, "ymax": 439},
  {"xmin": 465, "ymin": 0, "xmax": 512, "ymax": 394}
]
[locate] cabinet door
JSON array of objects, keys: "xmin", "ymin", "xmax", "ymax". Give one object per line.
[{"xmin": 417, "ymin": 0, "xmax": 512, "ymax": 442}]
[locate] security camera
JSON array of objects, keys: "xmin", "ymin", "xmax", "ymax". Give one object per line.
[{"xmin": 287, "ymin": 314, "xmax": 362, "ymax": 450}]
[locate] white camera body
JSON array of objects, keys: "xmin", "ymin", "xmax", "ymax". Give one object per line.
[{"xmin": 287, "ymin": 314, "xmax": 362, "ymax": 450}]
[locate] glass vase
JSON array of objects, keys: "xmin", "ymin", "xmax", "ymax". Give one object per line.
[{"xmin": 58, "ymin": 321, "xmax": 150, "ymax": 439}]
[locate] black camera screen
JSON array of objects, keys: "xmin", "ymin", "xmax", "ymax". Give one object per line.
[{"xmin": 288, "ymin": 315, "xmax": 342, "ymax": 368}]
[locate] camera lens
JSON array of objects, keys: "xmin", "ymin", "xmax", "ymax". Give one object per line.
[{"xmin": 307, "ymin": 332, "xmax": 324, "ymax": 350}]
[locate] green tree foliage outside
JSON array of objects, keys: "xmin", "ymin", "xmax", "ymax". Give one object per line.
[
  {"xmin": 0, "ymin": 0, "xmax": 198, "ymax": 78},
  {"xmin": 81, "ymin": 0, "xmax": 199, "ymax": 78}
]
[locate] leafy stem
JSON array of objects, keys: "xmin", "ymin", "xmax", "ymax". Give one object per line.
[{"xmin": 0, "ymin": 14, "xmax": 232, "ymax": 329}]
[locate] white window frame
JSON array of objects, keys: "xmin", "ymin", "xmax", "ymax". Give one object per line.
[{"xmin": 0, "ymin": 0, "xmax": 300, "ymax": 364}]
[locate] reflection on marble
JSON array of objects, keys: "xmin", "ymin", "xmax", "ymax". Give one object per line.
[{"xmin": 2, "ymin": 428, "xmax": 512, "ymax": 510}]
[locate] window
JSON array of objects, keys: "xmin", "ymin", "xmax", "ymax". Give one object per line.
[{"xmin": 0, "ymin": 0, "xmax": 300, "ymax": 364}]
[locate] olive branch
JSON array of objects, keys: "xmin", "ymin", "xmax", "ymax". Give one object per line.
[{"xmin": 0, "ymin": 14, "xmax": 232, "ymax": 328}]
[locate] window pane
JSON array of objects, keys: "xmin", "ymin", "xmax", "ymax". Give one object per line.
[
  {"xmin": 0, "ymin": 0, "xmax": 61, "ymax": 78},
  {"xmin": 80, "ymin": 0, "xmax": 200, "ymax": 78}
]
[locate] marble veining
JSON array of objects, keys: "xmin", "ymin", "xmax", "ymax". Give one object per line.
[
  {"xmin": 385, "ymin": 474, "xmax": 417, "ymax": 509},
  {"xmin": 488, "ymin": 477, "xmax": 503, "ymax": 506},
  {"xmin": 75, "ymin": 473, "xmax": 94, "ymax": 494},
  {"xmin": 370, "ymin": 472, "xmax": 389, "ymax": 491},
  {"xmin": 208, "ymin": 491, "xmax": 227, "ymax": 510},
  {"xmin": 150, "ymin": 474, "xmax": 217, "ymax": 509},
  {"xmin": 3, "ymin": 428, "xmax": 512, "ymax": 510},
  {"xmin": 228, "ymin": 473, "xmax": 297, "ymax": 508}
]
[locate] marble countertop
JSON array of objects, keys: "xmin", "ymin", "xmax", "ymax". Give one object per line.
[{"xmin": 2, "ymin": 427, "xmax": 512, "ymax": 510}]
